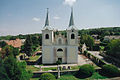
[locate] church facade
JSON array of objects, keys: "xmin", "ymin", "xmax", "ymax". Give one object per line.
[{"xmin": 42, "ymin": 8, "xmax": 78, "ymax": 64}]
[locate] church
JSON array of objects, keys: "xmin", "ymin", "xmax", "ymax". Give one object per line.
[{"xmin": 42, "ymin": 8, "xmax": 78, "ymax": 64}]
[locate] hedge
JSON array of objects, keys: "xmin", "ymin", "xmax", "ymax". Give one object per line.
[{"xmin": 40, "ymin": 73, "xmax": 56, "ymax": 80}]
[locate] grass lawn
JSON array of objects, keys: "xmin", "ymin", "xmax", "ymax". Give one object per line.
[
  {"xmin": 26, "ymin": 65, "xmax": 40, "ymax": 72},
  {"xmin": 71, "ymin": 66, "xmax": 81, "ymax": 70},
  {"xmin": 29, "ymin": 55, "xmax": 40, "ymax": 61},
  {"xmin": 43, "ymin": 67, "xmax": 57, "ymax": 71}
]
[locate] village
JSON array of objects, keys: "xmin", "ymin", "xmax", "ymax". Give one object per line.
[
  {"xmin": 0, "ymin": 11, "xmax": 120, "ymax": 79},
  {"xmin": 0, "ymin": 0, "xmax": 120, "ymax": 80}
]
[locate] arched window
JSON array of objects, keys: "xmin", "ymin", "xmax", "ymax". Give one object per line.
[
  {"xmin": 71, "ymin": 34, "xmax": 75, "ymax": 39},
  {"xmin": 45, "ymin": 34, "xmax": 49, "ymax": 39},
  {"xmin": 57, "ymin": 48, "xmax": 63, "ymax": 52},
  {"xmin": 58, "ymin": 38, "xmax": 62, "ymax": 44}
]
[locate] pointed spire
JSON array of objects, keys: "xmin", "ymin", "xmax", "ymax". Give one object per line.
[
  {"xmin": 45, "ymin": 8, "xmax": 49, "ymax": 26},
  {"xmin": 69, "ymin": 7, "xmax": 74, "ymax": 27}
]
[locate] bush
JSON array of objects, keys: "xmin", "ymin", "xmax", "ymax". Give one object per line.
[
  {"xmin": 101, "ymin": 64, "xmax": 120, "ymax": 77},
  {"xmin": 76, "ymin": 64, "xmax": 95, "ymax": 78},
  {"xmin": 58, "ymin": 75, "xmax": 78, "ymax": 80},
  {"xmin": 40, "ymin": 73, "xmax": 56, "ymax": 80}
]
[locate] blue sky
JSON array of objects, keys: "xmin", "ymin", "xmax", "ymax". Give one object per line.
[{"xmin": 0, "ymin": 0, "xmax": 120, "ymax": 36}]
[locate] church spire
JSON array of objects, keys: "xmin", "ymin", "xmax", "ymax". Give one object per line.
[
  {"xmin": 69, "ymin": 7, "xmax": 74, "ymax": 27},
  {"xmin": 45, "ymin": 8, "xmax": 49, "ymax": 27}
]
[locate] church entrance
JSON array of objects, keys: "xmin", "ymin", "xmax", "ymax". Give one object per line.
[
  {"xmin": 58, "ymin": 58, "xmax": 62, "ymax": 63},
  {"xmin": 56, "ymin": 48, "xmax": 64, "ymax": 63}
]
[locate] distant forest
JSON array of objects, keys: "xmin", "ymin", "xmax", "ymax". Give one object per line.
[{"xmin": 0, "ymin": 27, "xmax": 120, "ymax": 40}]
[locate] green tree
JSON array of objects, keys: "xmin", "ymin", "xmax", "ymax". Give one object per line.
[
  {"xmin": 102, "ymin": 64, "xmax": 120, "ymax": 77},
  {"xmin": 1, "ymin": 45, "xmax": 19, "ymax": 58},
  {"xmin": 24, "ymin": 35, "xmax": 33, "ymax": 56},
  {"xmin": 1, "ymin": 45, "xmax": 13, "ymax": 58},
  {"xmin": 38, "ymin": 35, "xmax": 42, "ymax": 46},
  {"xmin": 80, "ymin": 35, "xmax": 95, "ymax": 50},
  {"xmin": 4, "ymin": 56, "xmax": 32, "ymax": 80},
  {"xmin": 31, "ymin": 36, "xmax": 39, "ymax": 46},
  {"xmin": 106, "ymin": 39, "xmax": 120, "ymax": 59},
  {"xmin": 12, "ymin": 47, "xmax": 19, "ymax": 57},
  {"xmin": 0, "ymin": 41, "xmax": 7, "ymax": 48},
  {"xmin": 0, "ymin": 59, "xmax": 10, "ymax": 80},
  {"xmin": 76, "ymin": 64, "xmax": 95, "ymax": 78}
]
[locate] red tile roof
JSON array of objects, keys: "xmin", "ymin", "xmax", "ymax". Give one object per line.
[
  {"xmin": 6, "ymin": 39, "xmax": 22, "ymax": 48},
  {"xmin": 0, "ymin": 48, "xmax": 2, "ymax": 51}
]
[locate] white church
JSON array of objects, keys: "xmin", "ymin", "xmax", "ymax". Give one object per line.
[{"xmin": 42, "ymin": 8, "xmax": 78, "ymax": 64}]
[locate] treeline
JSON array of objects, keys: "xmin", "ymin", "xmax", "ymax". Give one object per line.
[
  {"xmin": 0, "ymin": 27, "xmax": 120, "ymax": 40},
  {"xmin": 78, "ymin": 27, "xmax": 120, "ymax": 36},
  {"xmin": 0, "ymin": 33, "xmax": 42, "ymax": 40}
]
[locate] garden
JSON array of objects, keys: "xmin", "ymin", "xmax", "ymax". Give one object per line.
[{"xmin": 30, "ymin": 64, "xmax": 120, "ymax": 80}]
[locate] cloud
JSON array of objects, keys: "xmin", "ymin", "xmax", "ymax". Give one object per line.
[
  {"xmin": 32, "ymin": 17, "xmax": 40, "ymax": 21},
  {"xmin": 53, "ymin": 16, "xmax": 60, "ymax": 20},
  {"xmin": 63, "ymin": 0, "xmax": 77, "ymax": 6}
]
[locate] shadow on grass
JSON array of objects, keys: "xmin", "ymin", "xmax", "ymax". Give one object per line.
[
  {"xmin": 98, "ymin": 69, "xmax": 120, "ymax": 78},
  {"xmin": 74, "ymin": 71, "xmax": 92, "ymax": 79}
]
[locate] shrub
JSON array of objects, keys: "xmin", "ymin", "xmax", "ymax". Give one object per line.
[
  {"xmin": 76, "ymin": 64, "xmax": 95, "ymax": 78},
  {"xmin": 58, "ymin": 75, "xmax": 78, "ymax": 80},
  {"xmin": 102, "ymin": 64, "xmax": 120, "ymax": 77},
  {"xmin": 40, "ymin": 73, "xmax": 56, "ymax": 80}
]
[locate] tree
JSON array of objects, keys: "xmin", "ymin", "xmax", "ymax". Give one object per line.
[
  {"xmin": 0, "ymin": 59, "xmax": 10, "ymax": 80},
  {"xmin": 102, "ymin": 64, "xmax": 120, "ymax": 77},
  {"xmin": 0, "ymin": 45, "xmax": 19, "ymax": 58},
  {"xmin": 0, "ymin": 41, "xmax": 7, "ymax": 48},
  {"xmin": 76, "ymin": 64, "xmax": 95, "ymax": 78},
  {"xmin": 3, "ymin": 56, "xmax": 32, "ymax": 80},
  {"xmin": 24, "ymin": 35, "xmax": 33, "ymax": 56},
  {"xmin": 106, "ymin": 39, "xmax": 120, "ymax": 59},
  {"xmin": 38, "ymin": 35, "xmax": 42, "ymax": 46},
  {"xmin": 12, "ymin": 47, "xmax": 19, "ymax": 57},
  {"xmin": 80, "ymin": 35, "xmax": 95, "ymax": 50},
  {"xmin": 31, "ymin": 36, "xmax": 39, "ymax": 46},
  {"xmin": 1, "ymin": 45, "xmax": 13, "ymax": 58}
]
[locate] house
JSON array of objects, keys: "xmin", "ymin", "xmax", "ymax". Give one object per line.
[
  {"xmin": 6, "ymin": 39, "xmax": 25, "ymax": 48},
  {"xmin": 104, "ymin": 36, "xmax": 120, "ymax": 41},
  {"xmin": 0, "ymin": 48, "xmax": 2, "ymax": 51}
]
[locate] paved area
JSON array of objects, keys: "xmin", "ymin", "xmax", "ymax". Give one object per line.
[
  {"xmin": 88, "ymin": 51, "xmax": 103, "ymax": 59},
  {"xmin": 78, "ymin": 54, "xmax": 93, "ymax": 65},
  {"xmin": 34, "ymin": 54, "xmax": 93, "ymax": 69}
]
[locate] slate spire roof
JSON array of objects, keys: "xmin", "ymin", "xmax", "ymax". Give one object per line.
[
  {"xmin": 67, "ymin": 7, "xmax": 77, "ymax": 30},
  {"xmin": 43, "ymin": 8, "xmax": 52, "ymax": 30},
  {"xmin": 69, "ymin": 7, "xmax": 74, "ymax": 27},
  {"xmin": 45, "ymin": 8, "xmax": 49, "ymax": 27}
]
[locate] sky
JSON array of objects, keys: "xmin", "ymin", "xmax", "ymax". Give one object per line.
[{"xmin": 0, "ymin": 0, "xmax": 120, "ymax": 36}]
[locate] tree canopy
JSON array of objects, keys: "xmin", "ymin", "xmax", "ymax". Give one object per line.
[
  {"xmin": 80, "ymin": 34, "xmax": 95, "ymax": 50},
  {"xmin": 106, "ymin": 39, "xmax": 120, "ymax": 59}
]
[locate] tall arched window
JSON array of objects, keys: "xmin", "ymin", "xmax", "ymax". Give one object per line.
[
  {"xmin": 71, "ymin": 34, "xmax": 75, "ymax": 39},
  {"xmin": 45, "ymin": 34, "xmax": 49, "ymax": 39}
]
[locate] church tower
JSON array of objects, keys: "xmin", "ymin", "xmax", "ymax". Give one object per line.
[
  {"xmin": 67, "ymin": 7, "xmax": 78, "ymax": 64},
  {"xmin": 42, "ymin": 8, "xmax": 54, "ymax": 64}
]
